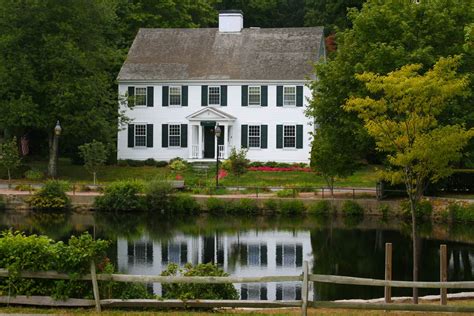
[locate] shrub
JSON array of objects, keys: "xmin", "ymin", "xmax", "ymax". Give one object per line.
[
  {"xmin": 449, "ymin": 203, "xmax": 474, "ymax": 222},
  {"xmin": 228, "ymin": 147, "xmax": 249, "ymax": 176},
  {"xmin": 144, "ymin": 158, "xmax": 156, "ymax": 166},
  {"xmin": 155, "ymin": 160, "xmax": 168, "ymax": 168},
  {"xmin": 24, "ymin": 169, "xmax": 44, "ymax": 181},
  {"xmin": 117, "ymin": 159, "xmax": 128, "ymax": 167},
  {"xmin": 144, "ymin": 180, "xmax": 174, "ymax": 211},
  {"xmin": 161, "ymin": 263, "xmax": 238, "ymax": 300},
  {"xmin": 206, "ymin": 197, "xmax": 227, "ymax": 214},
  {"xmin": 401, "ymin": 200, "xmax": 433, "ymax": 219},
  {"xmin": 27, "ymin": 180, "xmax": 71, "ymax": 211},
  {"xmin": 342, "ymin": 200, "xmax": 364, "ymax": 216},
  {"xmin": 14, "ymin": 184, "xmax": 34, "ymax": 192},
  {"xmin": 278, "ymin": 199, "xmax": 306, "ymax": 214},
  {"xmin": 378, "ymin": 204, "xmax": 390, "ymax": 218},
  {"xmin": 276, "ymin": 189, "xmax": 297, "ymax": 198},
  {"xmin": 172, "ymin": 194, "xmax": 201, "ymax": 214},
  {"xmin": 229, "ymin": 198, "xmax": 260, "ymax": 214},
  {"xmin": 263, "ymin": 199, "xmax": 278, "ymax": 212},
  {"xmin": 169, "ymin": 158, "xmax": 188, "ymax": 172},
  {"xmin": 94, "ymin": 180, "xmax": 145, "ymax": 211},
  {"xmin": 308, "ymin": 200, "xmax": 332, "ymax": 215},
  {"xmin": 220, "ymin": 159, "xmax": 231, "ymax": 171}
]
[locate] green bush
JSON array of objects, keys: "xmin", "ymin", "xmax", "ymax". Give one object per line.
[
  {"xmin": 401, "ymin": 200, "xmax": 433, "ymax": 219},
  {"xmin": 342, "ymin": 200, "xmax": 364, "ymax": 216},
  {"xmin": 155, "ymin": 160, "xmax": 168, "ymax": 168},
  {"xmin": 24, "ymin": 169, "xmax": 44, "ymax": 181},
  {"xmin": 161, "ymin": 263, "xmax": 238, "ymax": 300},
  {"xmin": 378, "ymin": 204, "xmax": 390, "ymax": 218},
  {"xmin": 449, "ymin": 203, "xmax": 474, "ymax": 222},
  {"xmin": 169, "ymin": 157, "xmax": 188, "ymax": 172},
  {"xmin": 276, "ymin": 189, "xmax": 297, "ymax": 198},
  {"xmin": 206, "ymin": 197, "xmax": 227, "ymax": 214},
  {"xmin": 144, "ymin": 180, "xmax": 174, "ymax": 211},
  {"xmin": 308, "ymin": 200, "xmax": 332, "ymax": 215},
  {"xmin": 27, "ymin": 180, "xmax": 71, "ymax": 211},
  {"xmin": 228, "ymin": 147, "xmax": 249, "ymax": 176},
  {"xmin": 172, "ymin": 194, "xmax": 201, "ymax": 214},
  {"xmin": 278, "ymin": 199, "xmax": 306, "ymax": 214},
  {"xmin": 94, "ymin": 180, "xmax": 145, "ymax": 211},
  {"xmin": 144, "ymin": 158, "xmax": 156, "ymax": 166},
  {"xmin": 263, "ymin": 199, "xmax": 278, "ymax": 212},
  {"xmin": 229, "ymin": 198, "xmax": 260, "ymax": 214}
]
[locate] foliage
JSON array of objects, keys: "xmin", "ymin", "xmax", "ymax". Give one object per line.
[
  {"xmin": 27, "ymin": 180, "xmax": 71, "ymax": 211},
  {"xmin": 14, "ymin": 184, "xmax": 34, "ymax": 192},
  {"xmin": 78, "ymin": 140, "xmax": 108, "ymax": 185},
  {"xmin": 172, "ymin": 194, "xmax": 201, "ymax": 214},
  {"xmin": 277, "ymin": 199, "xmax": 306, "ymax": 214},
  {"xmin": 449, "ymin": 203, "xmax": 474, "ymax": 223},
  {"xmin": 276, "ymin": 189, "xmax": 297, "ymax": 198},
  {"xmin": 401, "ymin": 200, "xmax": 433, "ymax": 220},
  {"xmin": 227, "ymin": 147, "xmax": 249, "ymax": 176},
  {"xmin": 345, "ymin": 56, "xmax": 473, "ymax": 219},
  {"xmin": 161, "ymin": 263, "xmax": 238, "ymax": 300},
  {"xmin": 0, "ymin": 196, "xmax": 5, "ymax": 211},
  {"xmin": 117, "ymin": 159, "xmax": 168, "ymax": 167},
  {"xmin": 24, "ymin": 169, "xmax": 44, "ymax": 181},
  {"xmin": 0, "ymin": 137, "xmax": 21, "ymax": 184},
  {"xmin": 205, "ymin": 197, "xmax": 260, "ymax": 214},
  {"xmin": 169, "ymin": 158, "xmax": 188, "ymax": 172},
  {"xmin": 144, "ymin": 180, "xmax": 174, "ymax": 211},
  {"xmin": 308, "ymin": 200, "xmax": 332, "ymax": 216},
  {"xmin": 304, "ymin": 0, "xmax": 365, "ymax": 33},
  {"xmin": 94, "ymin": 180, "xmax": 145, "ymax": 212},
  {"xmin": 263, "ymin": 199, "xmax": 278, "ymax": 212},
  {"xmin": 378, "ymin": 204, "xmax": 390, "ymax": 218},
  {"xmin": 341, "ymin": 200, "xmax": 364, "ymax": 216}
]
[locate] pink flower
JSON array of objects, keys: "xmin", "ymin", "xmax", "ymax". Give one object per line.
[
  {"xmin": 218, "ymin": 169, "xmax": 228, "ymax": 179},
  {"xmin": 175, "ymin": 174, "xmax": 183, "ymax": 180}
]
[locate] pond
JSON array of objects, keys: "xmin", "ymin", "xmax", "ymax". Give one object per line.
[{"xmin": 1, "ymin": 210, "xmax": 474, "ymax": 301}]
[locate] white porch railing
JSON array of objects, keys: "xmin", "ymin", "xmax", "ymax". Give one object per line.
[
  {"xmin": 218, "ymin": 145, "xmax": 224, "ymax": 159},
  {"xmin": 191, "ymin": 144, "xmax": 199, "ymax": 159}
]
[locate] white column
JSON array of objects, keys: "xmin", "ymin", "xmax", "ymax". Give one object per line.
[
  {"xmin": 188, "ymin": 124, "xmax": 193, "ymax": 159},
  {"xmin": 198, "ymin": 125, "xmax": 203, "ymax": 159},
  {"xmin": 224, "ymin": 124, "xmax": 228, "ymax": 159}
]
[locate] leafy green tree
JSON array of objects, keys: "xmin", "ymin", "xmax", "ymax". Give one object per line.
[
  {"xmin": 0, "ymin": 137, "xmax": 21, "ymax": 186},
  {"xmin": 310, "ymin": 127, "xmax": 359, "ymax": 196},
  {"xmin": 345, "ymin": 56, "xmax": 474, "ymax": 303},
  {"xmin": 78, "ymin": 141, "xmax": 108, "ymax": 185},
  {"xmin": 304, "ymin": 0, "xmax": 365, "ymax": 32},
  {"xmin": 308, "ymin": 0, "xmax": 474, "ymax": 169}
]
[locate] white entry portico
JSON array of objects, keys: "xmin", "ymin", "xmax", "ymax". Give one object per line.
[{"xmin": 186, "ymin": 107, "xmax": 236, "ymax": 160}]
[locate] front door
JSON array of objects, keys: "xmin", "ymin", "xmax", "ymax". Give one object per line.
[{"xmin": 204, "ymin": 126, "xmax": 215, "ymax": 158}]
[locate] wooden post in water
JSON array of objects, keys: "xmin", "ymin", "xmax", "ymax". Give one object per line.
[
  {"xmin": 90, "ymin": 261, "xmax": 101, "ymax": 312},
  {"xmin": 384, "ymin": 243, "xmax": 392, "ymax": 303},
  {"xmin": 440, "ymin": 244, "xmax": 448, "ymax": 305},
  {"xmin": 301, "ymin": 261, "xmax": 309, "ymax": 316}
]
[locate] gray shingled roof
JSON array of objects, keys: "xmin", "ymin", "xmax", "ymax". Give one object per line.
[{"xmin": 118, "ymin": 27, "xmax": 325, "ymax": 81}]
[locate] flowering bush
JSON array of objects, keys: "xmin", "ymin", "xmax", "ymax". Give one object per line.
[
  {"xmin": 248, "ymin": 166, "xmax": 312, "ymax": 172},
  {"xmin": 218, "ymin": 169, "xmax": 228, "ymax": 179}
]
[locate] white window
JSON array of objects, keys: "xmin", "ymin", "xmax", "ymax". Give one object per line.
[
  {"xmin": 248, "ymin": 125, "xmax": 261, "ymax": 148},
  {"xmin": 169, "ymin": 86, "xmax": 181, "ymax": 106},
  {"xmin": 169, "ymin": 124, "xmax": 181, "ymax": 147},
  {"xmin": 248, "ymin": 86, "xmax": 261, "ymax": 106},
  {"xmin": 135, "ymin": 124, "xmax": 147, "ymax": 147},
  {"xmin": 208, "ymin": 86, "xmax": 220, "ymax": 105},
  {"xmin": 135, "ymin": 87, "xmax": 147, "ymax": 106},
  {"xmin": 127, "ymin": 241, "xmax": 153, "ymax": 265},
  {"xmin": 283, "ymin": 86, "xmax": 296, "ymax": 106},
  {"xmin": 283, "ymin": 125, "xmax": 296, "ymax": 148}
]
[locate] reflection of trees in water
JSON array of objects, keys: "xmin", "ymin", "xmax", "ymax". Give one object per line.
[
  {"xmin": 26, "ymin": 211, "xmax": 73, "ymax": 240},
  {"xmin": 94, "ymin": 211, "xmax": 146, "ymax": 240}
]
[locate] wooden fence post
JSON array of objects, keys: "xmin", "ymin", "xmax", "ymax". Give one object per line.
[
  {"xmin": 90, "ymin": 261, "xmax": 101, "ymax": 312},
  {"xmin": 301, "ymin": 261, "xmax": 309, "ymax": 316},
  {"xmin": 385, "ymin": 243, "xmax": 392, "ymax": 303},
  {"xmin": 440, "ymin": 244, "xmax": 447, "ymax": 305}
]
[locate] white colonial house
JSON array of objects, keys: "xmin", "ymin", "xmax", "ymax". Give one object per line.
[{"xmin": 117, "ymin": 11, "xmax": 325, "ymax": 163}]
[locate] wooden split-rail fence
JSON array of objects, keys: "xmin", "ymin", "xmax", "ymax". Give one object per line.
[{"xmin": 1, "ymin": 244, "xmax": 474, "ymax": 314}]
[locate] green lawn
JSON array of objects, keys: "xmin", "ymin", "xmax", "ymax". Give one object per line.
[{"xmin": 18, "ymin": 159, "xmax": 378, "ymax": 188}]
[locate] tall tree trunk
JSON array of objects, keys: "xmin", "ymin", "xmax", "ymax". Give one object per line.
[
  {"xmin": 93, "ymin": 172, "xmax": 97, "ymax": 185},
  {"xmin": 48, "ymin": 133, "xmax": 59, "ymax": 178},
  {"xmin": 7, "ymin": 168, "xmax": 11, "ymax": 188},
  {"xmin": 410, "ymin": 197, "xmax": 419, "ymax": 304}
]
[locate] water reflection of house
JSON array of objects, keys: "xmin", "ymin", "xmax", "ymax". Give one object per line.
[{"xmin": 117, "ymin": 230, "xmax": 312, "ymax": 300}]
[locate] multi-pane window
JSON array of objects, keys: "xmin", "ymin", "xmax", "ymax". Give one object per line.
[
  {"xmin": 283, "ymin": 125, "xmax": 296, "ymax": 148},
  {"xmin": 248, "ymin": 125, "xmax": 261, "ymax": 148},
  {"xmin": 135, "ymin": 87, "xmax": 147, "ymax": 106},
  {"xmin": 208, "ymin": 86, "xmax": 221, "ymax": 105},
  {"xmin": 169, "ymin": 124, "xmax": 181, "ymax": 147},
  {"xmin": 169, "ymin": 86, "xmax": 181, "ymax": 106},
  {"xmin": 127, "ymin": 241, "xmax": 153, "ymax": 265},
  {"xmin": 135, "ymin": 124, "xmax": 147, "ymax": 147},
  {"xmin": 283, "ymin": 86, "xmax": 296, "ymax": 106},
  {"xmin": 248, "ymin": 86, "xmax": 261, "ymax": 106}
]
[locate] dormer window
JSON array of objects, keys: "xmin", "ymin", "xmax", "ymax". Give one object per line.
[{"xmin": 208, "ymin": 86, "xmax": 221, "ymax": 106}]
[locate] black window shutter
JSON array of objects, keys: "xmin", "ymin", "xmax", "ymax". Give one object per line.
[
  {"xmin": 128, "ymin": 124, "xmax": 135, "ymax": 148},
  {"xmin": 296, "ymin": 125, "xmax": 303, "ymax": 148},
  {"xmin": 220, "ymin": 85, "xmax": 227, "ymax": 106},
  {"xmin": 161, "ymin": 242, "xmax": 168, "ymax": 265},
  {"xmin": 162, "ymin": 86, "xmax": 169, "ymax": 107},
  {"xmin": 276, "ymin": 86, "xmax": 283, "ymax": 107},
  {"xmin": 260, "ymin": 285, "xmax": 267, "ymax": 300},
  {"xmin": 180, "ymin": 244, "xmax": 187, "ymax": 263},
  {"xmin": 296, "ymin": 244, "xmax": 303, "ymax": 267},
  {"xmin": 261, "ymin": 125, "xmax": 268, "ymax": 148},
  {"xmin": 241, "ymin": 125, "xmax": 248, "ymax": 148},
  {"xmin": 128, "ymin": 86, "xmax": 135, "ymax": 106},
  {"xmin": 276, "ymin": 125, "xmax": 283, "ymax": 148},
  {"xmin": 146, "ymin": 124, "xmax": 153, "ymax": 147},
  {"xmin": 182, "ymin": 86, "xmax": 188, "ymax": 106},
  {"xmin": 181, "ymin": 124, "xmax": 188, "ymax": 148},
  {"xmin": 261, "ymin": 244, "xmax": 267, "ymax": 266},
  {"xmin": 162, "ymin": 124, "xmax": 168, "ymax": 148},
  {"xmin": 276, "ymin": 244, "xmax": 282, "ymax": 266},
  {"xmin": 241, "ymin": 285, "xmax": 248, "ymax": 300},
  {"xmin": 201, "ymin": 85, "xmax": 208, "ymax": 106},
  {"xmin": 261, "ymin": 86, "xmax": 268, "ymax": 106},
  {"xmin": 276, "ymin": 285, "xmax": 283, "ymax": 300},
  {"xmin": 241, "ymin": 85, "xmax": 248, "ymax": 106},
  {"xmin": 147, "ymin": 86, "xmax": 154, "ymax": 107},
  {"xmin": 296, "ymin": 86, "xmax": 303, "ymax": 107}
]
